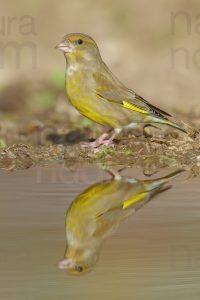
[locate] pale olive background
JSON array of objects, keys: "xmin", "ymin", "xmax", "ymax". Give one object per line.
[
  {"xmin": 1, "ymin": 3, "xmax": 200, "ymax": 299},
  {"xmin": 0, "ymin": 0, "xmax": 200, "ymax": 111}
]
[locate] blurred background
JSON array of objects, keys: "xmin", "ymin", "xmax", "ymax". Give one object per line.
[
  {"xmin": 1, "ymin": 3, "xmax": 200, "ymax": 298},
  {"xmin": 0, "ymin": 0, "xmax": 200, "ymax": 146}
]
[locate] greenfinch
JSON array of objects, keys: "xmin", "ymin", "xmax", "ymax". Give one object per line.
[
  {"xmin": 56, "ymin": 33, "xmax": 193, "ymax": 147},
  {"xmin": 58, "ymin": 169, "xmax": 183, "ymax": 275}
]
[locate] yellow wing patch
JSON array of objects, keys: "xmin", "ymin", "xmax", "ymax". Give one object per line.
[
  {"xmin": 123, "ymin": 192, "xmax": 148, "ymax": 209},
  {"xmin": 122, "ymin": 101, "xmax": 149, "ymax": 114}
]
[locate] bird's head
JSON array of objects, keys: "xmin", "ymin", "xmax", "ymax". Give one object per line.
[
  {"xmin": 56, "ymin": 33, "xmax": 101, "ymax": 64},
  {"xmin": 58, "ymin": 244, "xmax": 99, "ymax": 276}
]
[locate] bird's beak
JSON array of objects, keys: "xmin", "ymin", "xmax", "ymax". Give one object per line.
[
  {"xmin": 58, "ymin": 257, "xmax": 75, "ymax": 270},
  {"xmin": 56, "ymin": 40, "xmax": 73, "ymax": 53}
]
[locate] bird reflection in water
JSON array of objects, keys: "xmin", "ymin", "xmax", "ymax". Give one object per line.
[{"xmin": 58, "ymin": 169, "xmax": 183, "ymax": 275}]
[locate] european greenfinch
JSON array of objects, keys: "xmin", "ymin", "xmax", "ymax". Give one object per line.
[
  {"xmin": 56, "ymin": 33, "xmax": 195, "ymax": 147},
  {"xmin": 58, "ymin": 169, "xmax": 183, "ymax": 275}
]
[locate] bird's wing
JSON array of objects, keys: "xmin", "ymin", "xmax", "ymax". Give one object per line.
[
  {"xmin": 93, "ymin": 72, "xmax": 171, "ymax": 119},
  {"xmin": 93, "ymin": 191, "xmax": 150, "ymax": 238}
]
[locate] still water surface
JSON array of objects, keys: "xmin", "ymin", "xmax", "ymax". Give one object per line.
[{"xmin": 0, "ymin": 165, "xmax": 200, "ymax": 299}]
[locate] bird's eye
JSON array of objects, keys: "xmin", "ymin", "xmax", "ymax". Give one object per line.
[
  {"xmin": 77, "ymin": 39, "xmax": 83, "ymax": 45},
  {"xmin": 75, "ymin": 265, "xmax": 83, "ymax": 272}
]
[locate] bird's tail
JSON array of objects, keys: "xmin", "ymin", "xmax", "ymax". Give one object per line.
[
  {"xmin": 144, "ymin": 169, "xmax": 185, "ymax": 192},
  {"xmin": 163, "ymin": 119, "xmax": 199, "ymax": 137},
  {"xmin": 179, "ymin": 121, "xmax": 199, "ymax": 138},
  {"xmin": 146, "ymin": 115, "xmax": 199, "ymax": 137},
  {"xmin": 164, "ymin": 120, "xmax": 187, "ymax": 134},
  {"xmin": 123, "ymin": 169, "xmax": 184, "ymax": 210}
]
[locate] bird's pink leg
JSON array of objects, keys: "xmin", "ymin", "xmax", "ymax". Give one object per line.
[
  {"xmin": 87, "ymin": 132, "xmax": 110, "ymax": 148},
  {"xmin": 82, "ymin": 128, "xmax": 121, "ymax": 148},
  {"xmin": 99, "ymin": 130, "xmax": 118, "ymax": 147}
]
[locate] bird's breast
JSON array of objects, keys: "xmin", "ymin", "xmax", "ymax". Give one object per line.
[
  {"xmin": 65, "ymin": 68, "xmax": 141, "ymax": 128},
  {"xmin": 66, "ymin": 69, "xmax": 92, "ymax": 103},
  {"xmin": 65, "ymin": 69, "xmax": 109, "ymax": 124}
]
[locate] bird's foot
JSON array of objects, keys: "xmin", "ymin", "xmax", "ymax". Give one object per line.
[
  {"xmin": 98, "ymin": 138, "xmax": 115, "ymax": 148},
  {"xmin": 106, "ymin": 168, "xmax": 122, "ymax": 180},
  {"xmin": 81, "ymin": 131, "xmax": 116, "ymax": 149}
]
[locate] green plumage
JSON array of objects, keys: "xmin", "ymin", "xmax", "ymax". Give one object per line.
[{"xmin": 57, "ymin": 33, "xmax": 187, "ymax": 134}]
